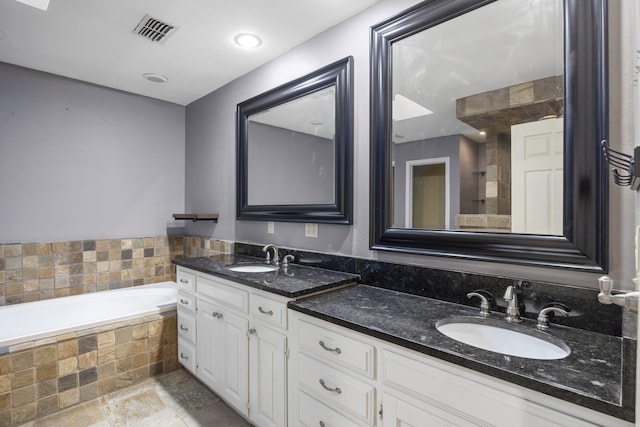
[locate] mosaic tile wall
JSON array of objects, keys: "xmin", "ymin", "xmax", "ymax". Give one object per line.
[
  {"xmin": 0, "ymin": 236, "xmax": 232, "ymax": 306},
  {"xmin": 0, "ymin": 312, "xmax": 177, "ymax": 426},
  {"xmin": 0, "ymin": 237, "xmax": 183, "ymax": 306}
]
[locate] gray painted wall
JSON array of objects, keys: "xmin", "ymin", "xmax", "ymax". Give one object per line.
[
  {"xmin": 247, "ymin": 122, "xmax": 334, "ymax": 205},
  {"xmin": 0, "ymin": 63, "xmax": 186, "ymax": 243},
  {"xmin": 185, "ymin": 0, "xmax": 637, "ymax": 290}
]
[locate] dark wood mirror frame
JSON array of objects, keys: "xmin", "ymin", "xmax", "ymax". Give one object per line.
[
  {"xmin": 237, "ymin": 56, "xmax": 354, "ymax": 224},
  {"xmin": 370, "ymin": 0, "xmax": 608, "ymax": 271}
]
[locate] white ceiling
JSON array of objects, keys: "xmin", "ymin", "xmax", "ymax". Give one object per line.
[{"xmin": 0, "ymin": 0, "xmax": 380, "ymax": 105}]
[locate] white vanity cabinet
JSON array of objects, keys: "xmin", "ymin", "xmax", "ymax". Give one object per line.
[
  {"xmin": 176, "ymin": 266, "xmax": 290, "ymax": 427},
  {"xmin": 288, "ymin": 311, "xmax": 633, "ymax": 427}
]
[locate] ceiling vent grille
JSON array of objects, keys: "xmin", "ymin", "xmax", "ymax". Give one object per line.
[{"xmin": 133, "ymin": 14, "xmax": 176, "ymax": 43}]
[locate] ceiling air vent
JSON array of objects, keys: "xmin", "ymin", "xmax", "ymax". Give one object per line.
[{"xmin": 133, "ymin": 14, "xmax": 176, "ymax": 43}]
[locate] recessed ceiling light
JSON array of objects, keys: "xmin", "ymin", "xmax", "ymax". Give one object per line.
[
  {"xmin": 234, "ymin": 33, "xmax": 262, "ymax": 48},
  {"xmin": 143, "ymin": 73, "xmax": 168, "ymax": 83}
]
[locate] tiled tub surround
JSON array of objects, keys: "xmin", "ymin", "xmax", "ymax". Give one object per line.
[
  {"xmin": 235, "ymin": 243, "xmax": 635, "ymax": 422},
  {"xmin": 0, "ymin": 311, "xmax": 179, "ymax": 426},
  {"xmin": 0, "ymin": 236, "xmax": 233, "ymax": 306}
]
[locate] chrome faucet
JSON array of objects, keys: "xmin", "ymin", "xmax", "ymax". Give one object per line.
[
  {"xmin": 598, "ymin": 276, "xmax": 639, "ymax": 313},
  {"xmin": 466, "ymin": 290, "xmax": 493, "ymax": 318},
  {"xmin": 262, "ymin": 244, "xmax": 280, "ymax": 266},
  {"xmin": 536, "ymin": 306, "xmax": 569, "ymax": 330},
  {"xmin": 503, "ymin": 282, "xmax": 524, "ymax": 323}
]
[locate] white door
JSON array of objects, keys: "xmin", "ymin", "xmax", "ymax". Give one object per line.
[
  {"xmin": 249, "ymin": 322, "xmax": 287, "ymax": 427},
  {"xmin": 511, "ymin": 118, "xmax": 564, "ymax": 235}
]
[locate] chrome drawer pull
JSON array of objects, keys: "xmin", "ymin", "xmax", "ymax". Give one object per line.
[
  {"xmin": 319, "ymin": 340, "xmax": 342, "ymax": 354},
  {"xmin": 319, "ymin": 379, "xmax": 341, "ymax": 394},
  {"xmin": 179, "ymin": 299, "xmax": 189, "ymax": 305},
  {"xmin": 212, "ymin": 312, "xmax": 223, "ymax": 319},
  {"xmin": 258, "ymin": 306, "xmax": 274, "ymax": 316},
  {"xmin": 319, "ymin": 422, "xmax": 325, "ymax": 427},
  {"xmin": 180, "ymin": 353, "xmax": 189, "ymax": 360},
  {"xmin": 179, "ymin": 325, "xmax": 189, "ymax": 331},
  {"xmin": 179, "ymin": 278, "xmax": 189, "ymax": 283}
]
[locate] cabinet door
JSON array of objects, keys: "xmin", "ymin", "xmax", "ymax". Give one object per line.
[
  {"xmin": 221, "ymin": 309, "xmax": 250, "ymax": 416},
  {"xmin": 383, "ymin": 393, "xmax": 478, "ymax": 427},
  {"xmin": 249, "ymin": 322, "xmax": 287, "ymax": 427},
  {"xmin": 196, "ymin": 298, "xmax": 225, "ymax": 392}
]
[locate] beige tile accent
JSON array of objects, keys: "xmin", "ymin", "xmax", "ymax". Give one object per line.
[
  {"xmin": 34, "ymin": 346, "xmax": 56, "ymax": 368},
  {"xmin": 97, "ymin": 331, "xmax": 115, "ymax": 349},
  {"xmin": 11, "ymin": 351, "xmax": 34, "ymax": 371},
  {"xmin": 12, "ymin": 368, "xmax": 34, "ymax": 389},
  {"xmin": 12, "ymin": 384, "xmax": 35, "ymax": 407},
  {"xmin": 57, "ymin": 357, "xmax": 78, "ymax": 377},
  {"xmin": 0, "ymin": 392, "xmax": 10, "ymax": 411},
  {"xmin": 78, "ymin": 351, "xmax": 97, "ymax": 370},
  {"xmin": 12, "ymin": 401, "xmax": 36, "ymax": 424},
  {"xmin": 57, "ymin": 340, "xmax": 78, "ymax": 359},
  {"xmin": 35, "ymin": 363, "xmax": 57, "ymax": 383},
  {"xmin": 0, "ymin": 355, "xmax": 10, "ymax": 376},
  {"xmin": 132, "ymin": 324, "xmax": 148, "ymax": 340},
  {"xmin": 0, "ymin": 375, "xmax": 10, "ymax": 394},
  {"xmin": 58, "ymin": 388, "xmax": 79, "ymax": 408}
]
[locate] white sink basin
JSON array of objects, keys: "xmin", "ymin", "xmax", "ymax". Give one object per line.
[
  {"xmin": 436, "ymin": 316, "xmax": 570, "ymax": 360},
  {"xmin": 226, "ymin": 264, "xmax": 278, "ymax": 273}
]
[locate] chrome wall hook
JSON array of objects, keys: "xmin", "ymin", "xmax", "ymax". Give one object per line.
[{"xmin": 600, "ymin": 140, "xmax": 640, "ymax": 190}]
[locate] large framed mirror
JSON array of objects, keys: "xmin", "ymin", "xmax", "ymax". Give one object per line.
[
  {"xmin": 370, "ymin": 0, "xmax": 608, "ymax": 271},
  {"xmin": 237, "ymin": 57, "xmax": 353, "ymax": 224}
]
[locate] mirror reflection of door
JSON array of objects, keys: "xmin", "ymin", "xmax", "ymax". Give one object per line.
[
  {"xmin": 406, "ymin": 158, "xmax": 450, "ymax": 229},
  {"xmin": 511, "ymin": 118, "xmax": 563, "ymax": 235}
]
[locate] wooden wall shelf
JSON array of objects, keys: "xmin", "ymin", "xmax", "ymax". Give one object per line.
[{"xmin": 172, "ymin": 214, "xmax": 219, "ymax": 223}]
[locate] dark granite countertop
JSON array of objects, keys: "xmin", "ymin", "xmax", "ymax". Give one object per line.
[
  {"xmin": 289, "ymin": 284, "xmax": 631, "ymax": 421},
  {"xmin": 173, "ymin": 255, "xmax": 359, "ymax": 298}
]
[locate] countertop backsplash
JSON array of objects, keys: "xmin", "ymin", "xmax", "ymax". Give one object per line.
[{"xmin": 235, "ymin": 242, "xmax": 625, "ymax": 337}]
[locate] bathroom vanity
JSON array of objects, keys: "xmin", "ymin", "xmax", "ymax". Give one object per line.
[
  {"xmin": 173, "ymin": 255, "xmax": 358, "ymax": 427},
  {"xmin": 288, "ymin": 285, "xmax": 631, "ymax": 426},
  {"xmin": 174, "ymin": 253, "xmax": 633, "ymax": 426}
]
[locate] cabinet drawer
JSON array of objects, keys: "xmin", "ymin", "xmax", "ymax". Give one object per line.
[
  {"xmin": 198, "ymin": 276, "xmax": 248, "ymax": 313},
  {"xmin": 250, "ymin": 293, "xmax": 287, "ymax": 329},
  {"xmin": 176, "ymin": 268, "xmax": 196, "ymax": 292},
  {"xmin": 177, "ymin": 292, "xmax": 196, "ymax": 314},
  {"xmin": 177, "ymin": 311, "xmax": 196, "ymax": 344},
  {"xmin": 178, "ymin": 338, "xmax": 196, "ymax": 373},
  {"xmin": 298, "ymin": 319, "xmax": 375, "ymax": 378},
  {"xmin": 296, "ymin": 390, "xmax": 364, "ymax": 427},
  {"xmin": 298, "ymin": 353, "xmax": 375, "ymax": 424}
]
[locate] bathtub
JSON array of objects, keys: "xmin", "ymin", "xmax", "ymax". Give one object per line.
[{"xmin": 0, "ymin": 281, "xmax": 177, "ymax": 348}]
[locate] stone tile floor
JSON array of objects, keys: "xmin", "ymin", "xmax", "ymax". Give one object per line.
[{"xmin": 18, "ymin": 369, "xmax": 253, "ymax": 427}]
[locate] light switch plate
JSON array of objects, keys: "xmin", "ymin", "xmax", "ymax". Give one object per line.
[
  {"xmin": 267, "ymin": 221, "xmax": 275, "ymax": 234},
  {"xmin": 305, "ymin": 223, "xmax": 318, "ymax": 238}
]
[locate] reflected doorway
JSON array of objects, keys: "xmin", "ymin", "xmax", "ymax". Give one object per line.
[{"xmin": 406, "ymin": 157, "xmax": 450, "ymax": 229}]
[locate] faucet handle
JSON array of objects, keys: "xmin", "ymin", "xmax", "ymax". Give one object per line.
[
  {"xmin": 536, "ymin": 306, "xmax": 569, "ymax": 330},
  {"xmin": 282, "ymin": 254, "xmax": 295, "ymax": 267},
  {"xmin": 598, "ymin": 276, "xmax": 613, "ymax": 294},
  {"xmin": 467, "ymin": 291, "xmax": 493, "ymax": 318}
]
